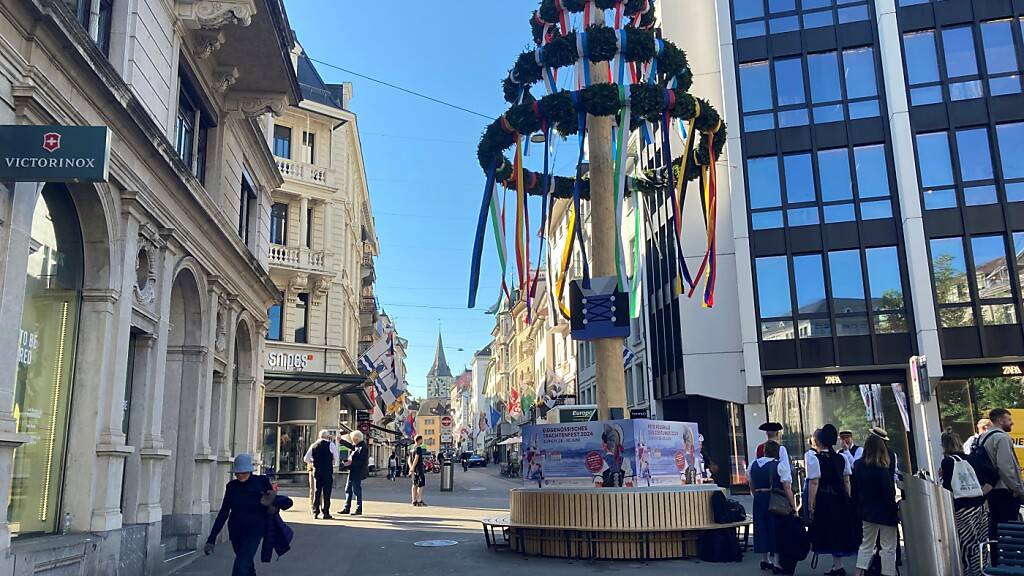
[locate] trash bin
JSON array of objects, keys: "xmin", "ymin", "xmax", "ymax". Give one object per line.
[{"xmin": 440, "ymin": 461, "xmax": 454, "ymax": 492}]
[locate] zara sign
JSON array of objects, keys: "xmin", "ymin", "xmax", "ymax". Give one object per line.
[{"xmin": 0, "ymin": 125, "xmax": 111, "ymax": 182}]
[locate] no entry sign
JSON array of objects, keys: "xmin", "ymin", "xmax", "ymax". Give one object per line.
[{"xmin": 440, "ymin": 415, "xmax": 453, "ymax": 429}]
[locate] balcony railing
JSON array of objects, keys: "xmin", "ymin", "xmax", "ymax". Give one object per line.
[
  {"xmin": 268, "ymin": 244, "xmax": 330, "ymax": 273},
  {"xmin": 276, "ymin": 157, "xmax": 330, "ymax": 187},
  {"xmin": 360, "ymin": 296, "xmax": 376, "ymax": 314}
]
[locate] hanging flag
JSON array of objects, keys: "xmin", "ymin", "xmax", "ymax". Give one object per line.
[{"xmin": 623, "ymin": 344, "xmax": 636, "ymax": 368}]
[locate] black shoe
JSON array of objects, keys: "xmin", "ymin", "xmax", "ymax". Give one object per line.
[
  {"xmin": 353, "ymin": 509, "xmax": 362, "ymax": 516},
  {"xmin": 760, "ymin": 562, "xmax": 772, "ymax": 571},
  {"xmin": 824, "ymin": 569, "xmax": 846, "ymax": 576},
  {"xmin": 313, "ymin": 513, "xmax": 319, "ymax": 519},
  {"xmin": 340, "ymin": 508, "xmax": 350, "ymax": 515},
  {"xmin": 322, "ymin": 514, "xmax": 334, "ymax": 520}
]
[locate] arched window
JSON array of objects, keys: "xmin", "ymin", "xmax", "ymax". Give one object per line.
[{"xmin": 10, "ymin": 184, "xmax": 84, "ymax": 535}]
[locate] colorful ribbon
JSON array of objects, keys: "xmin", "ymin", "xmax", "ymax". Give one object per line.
[
  {"xmin": 555, "ymin": 205, "xmax": 577, "ymax": 320},
  {"xmin": 613, "ymin": 84, "xmax": 632, "ymax": 296},
  {"xmin": 571, "ymin": 91, "xmax": 591, "ymax": 288},
  {"xmin": 468, "ymin": 161, "xmax": 497, "ymax": 308}
]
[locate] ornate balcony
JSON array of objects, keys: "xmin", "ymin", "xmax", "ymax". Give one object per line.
[
  {"xmin": 268, "ymin": 244, "xmax": 330, "ymax": 274},
  {"xmin": 276, "ymin": 157, "xmax": 330, "ymax": 188}
]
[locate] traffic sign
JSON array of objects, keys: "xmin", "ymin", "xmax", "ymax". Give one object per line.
[
  {"xmin": 441, "ymin": 432, "xmax": 454, "ymax": 443},
  {"xmin": 440, "ymin": 415, "xmax": 453, "ymax": 429}
]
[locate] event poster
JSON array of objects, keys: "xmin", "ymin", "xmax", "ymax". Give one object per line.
[
  {"xmin": 521, "ymin": 420, "xmax": 702, "ymax": 488},
  {"xmin": 1010, "ymin": 409, "xmax": 1024, "ymax": 480}
]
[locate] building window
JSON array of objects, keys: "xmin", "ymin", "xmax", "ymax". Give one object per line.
[
  {"xmin": 731, "ymin": 0, "xmax": 869, "ymax": 39},
  {"xmin": 238, "ymin": 170, "xmax": 256, "ymax": 246},
  {"xmin": 997, "ymin": 122, "xmax": 1024, "ymax": 202},
  {"xmin": 267, "ymin": 293, "xmax": 283, "ymax": 341},
  {"xmin": 981, "ymin": 20, "xmax": 1022, "ymax": 96},
  {"xmin": 756, "ymin": 256, "xmax": 794, "ymax": 340},
  {"xmin": 866, "ymin": 247, "xmax": 908, "ymax": 333},
  {"xmin": 175, "ymin": 76, "xmax": 210, "ymax": 185},
  {"xmin": 273, "ymin": 125, "xmax": 292, "ymax": 158},
  {"xmin": 903, "ymin": 31, "xmax": 943, "ymax": 106},
  {"xmin": 971, "ymin": 235, "xmax": 1017, "ymax": 325},
  {"xmin": 930, "ymin": 237, "xmax": 974, "ymax": 327},
  {"xmin": 915, "ymin": 128, "xmax": 1001, "ymax": 210},
  {"xmin": 303, "ymin": 131, "xmax": 316, "ymax": 164},
  {"xmin": 738, "ymin": 48, "xmax": 880, "ymax": 132},
  {"xmin": 270, "ymin": 203, "xmax": 288, "ymax": 245},
  {"xmin": 295, "ymin": 293, "xmax": 309, "ymax": 343},
  {"xmin": 306, "ymin": 207, "xmax": 313, "ymax": 249},
  {"xmin": 62, "ymin": 0, "xmax": 113, "ymax": 56}
]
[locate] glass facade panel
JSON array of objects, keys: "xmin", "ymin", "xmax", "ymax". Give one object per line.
[
  {"xmin": 1008, "ymin": 182, "xmax": 1024, "ymax": 203},
  {"xmin": 756, "ymin": 256, "xmax": 793, "ymax": 318},
  {"xmin": 770, "ymin": 16, "xmax": 800, "ymax": 33},
  {"xmin": 837, "ymin": 5, "xmax": 868, "ymax": 22},
  {"xmin": 824, "ymin": 203, "xmax": 856, "ymax": 222},
  {"xmin": 955, "ymin": 128, "xmax": 994, "ymax": 182},
  {"xmin": 775, "ymin": 59, "xmax": 806, "ymax": 106},
  {"xmin": 828, "ymin": 250, "xmax": 866, "ymax": 312},
  {"xmin": 904, "ymin": 31, "xmax": 940, "ymax": 85},
  {"xmin": 923, "ymin": 188, "xmax": 957, "ymax": 210},
  {"xmin": 788, "ymin": 207, "xmax": 820, "ymax": 226},
  {"xmin": 942, "ymin": 27, "xmax": 979, "ymax": 79},
  {"xmin": 794, "ymin": 254, "xmax": 827, "ymax": 313},
  {"xmin": 752, "ymin": 211, "xmax": 785, "ymax": 230},
  {"xmin": 784, "ymin": 153, "xmax": 816, "ymax": 203},
  {"xmin": 843, "ymin": 47, "xmax": 878, "ymax": 99},
  {"xmin": 930, "ymin": 237, "xmax": 971, "ymax": 304},
  {"xmin": 860, "ymin": 200, "xmax": 893, "ymax": 219},
  {"xmin": 981, "ymin": 304, "xmax": 1017, "ymax": 325},
  {"xmin": 740, "ymin": 62, "xmax": 773, "ymax": 112},
  {"xmin": 854, "ymin": 144, "xmax": 890, "ymax": 198},
  {"xmin": 971, "ymin": 235, "xmax": 1012, "ymax": 299},
  {"xmin": 996, "ymin": 122, "xmax": 1024, "ymax": 180},
  {"xmin": 737, "ymin": 21, "xmax": 767, "ymax": 39},
  {"xmin": 748, "ymin": 157, "xmax": 783, "ymax": 209},
  {"xmin": 734, "ymin": 0, "xmax": 764, "ymax": 20},
  {"xmin": 818, "ymin": 148, "xmax": 853, "ymax": 202},
  {"xmin": 804, "ymin": 11, "xmax": 834, "ymax": 28},
  {"xmin": 916, "ymin": 132, "xmax": 955, "ymax": 188},
  {"xmin": 964, "ymin": 185, "xmax": 998, "ymax": 206},
  {"xmin": 866, "ymin": 246, "xmax": 904, "ymax": 311},
  {"xmin": 981, "ymin": 20, "xmax": 1018, "ymax": 75},
  {"xmin": 1014, "ymin": 233, "xmax": 1024, "ymax": 299},
  {"xmin": 814, "ymin": 104, "xmax": 845, "ymax": 123},
  {"xmin": 808, "ymin": 52, "xmax": 842, "ymax": 103},
  {"xmin": 950, "ymin": 80, "xmax": 984, "ymax": 100}
]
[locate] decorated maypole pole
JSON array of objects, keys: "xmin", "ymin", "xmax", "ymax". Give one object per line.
[{"xmin": 468, "ymin": 0, "xmax": 726, "ymax": 422}]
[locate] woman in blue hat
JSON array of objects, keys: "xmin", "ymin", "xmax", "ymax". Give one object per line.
[{"xmin": 204, "ymin": 453, "xmax": 276, "ymax": 575}]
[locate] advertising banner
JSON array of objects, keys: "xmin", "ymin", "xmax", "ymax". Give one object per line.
[
  {"xmin": 521, "ymin": 419, "xmax": 703, "ymax": 488},
  {"xmin": 1009, "ymin": 409, "xmax": 1024, "ymax": 480}
]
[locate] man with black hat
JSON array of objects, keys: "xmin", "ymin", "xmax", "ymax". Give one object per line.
[
  {"xmin": 757, "ymin": 422, "xmax": 791, "ymax": 482},
  {"xmin": 839, "ymin": 430, "xmax": 862, "ymax": 466}
]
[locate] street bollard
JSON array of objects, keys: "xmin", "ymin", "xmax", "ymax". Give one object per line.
[{"xmin": 440, "ymin": 461, "xmax": 454, "ymax": 492}]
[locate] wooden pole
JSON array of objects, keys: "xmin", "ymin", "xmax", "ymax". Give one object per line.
[{"xmin": 587, "ymin": 51, "xmax": 628, "ymax": 421}]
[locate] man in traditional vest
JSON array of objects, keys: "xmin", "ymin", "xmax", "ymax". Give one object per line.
[
  {"xmin": 839, "ymin": 430, "xmax": 863, "ymax": 464},
  {"xmin": 756, "ymin": 422, "xmax": 791, "ymax": 483},
  {"xmin": 303, "ymin": 429, "xmax": 338, "ymax": 519}
]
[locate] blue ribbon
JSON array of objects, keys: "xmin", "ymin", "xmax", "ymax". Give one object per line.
[
  {"xmin": 468, "ymin": 161, "xmax": 497, "ymax": 308},
  {"xmin": 617, "ymin": 30, "xmax": 628, "ymax": 86},
  {"xmin": 580, "ymin": 32, "xmax": 591, "ymax": 88},
  {"xmin": 571, "ymin": 91, "xmax": 591, "ymax": 288},
  {"xmin": 662, "ymin": 112, "xmax": 694, "ymax": 289}
]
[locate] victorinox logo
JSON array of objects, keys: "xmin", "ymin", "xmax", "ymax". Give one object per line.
[{"xmin": 42, "ymin": 132, "xmax": 61, "ymax": 153}]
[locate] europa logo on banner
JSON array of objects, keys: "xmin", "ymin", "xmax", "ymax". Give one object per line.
[{"xmin": 520, "ymin": 420, "xmax": 703, "ymax": 489}]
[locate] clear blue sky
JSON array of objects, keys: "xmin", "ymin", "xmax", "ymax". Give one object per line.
[{"xmin": 285, "ymin": 1, "xmax": 552, "ymax": 397}]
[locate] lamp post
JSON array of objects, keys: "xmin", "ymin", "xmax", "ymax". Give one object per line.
[{"xmin": 587, "ymin": 54, "xmax": 628, "ymax": 421}]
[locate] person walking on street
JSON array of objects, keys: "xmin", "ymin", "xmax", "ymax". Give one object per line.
[
  {"xmin": 303, "ymin": 430, "xmax": 338, "ymax": 519},
  {"xmin": 807, "ymin": 424, "xmax": 860, "ymax": 576},
  {"xmin": 410, "ymin": 435, "xmax": 428, "ymax": 506},
  {"xmin": 388, "ymin": 452, "xmax": 398, "ymax": 481},
  {"xmin": 204, "ymin": 453, "xmax": 275, "ymax": 576},
  {"xmin": 964, "ymin": 418, "xmax": 992, "ymax": 455},
  {"xmin": 980, "ymin": 409, "xmax": 1024, "ymax": 553},
  {"xmin": 748, "ymin": 440, "xmax": 796, "ymax": 572},
  {"xmin": 940, "ymin": 430, "xmax": 989, "ymax": 576},
  {"xmin": 852, "ymin": 434, "xmax": 899, "ymax": 576},
  {"xmin": 338, "ymin": 430, "xmax": 369, "ymax": 515}
]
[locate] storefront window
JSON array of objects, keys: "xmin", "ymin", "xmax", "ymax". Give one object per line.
[
  {"xmin": 10, "ymin": 184, "xmax": 84, "ymax": 535},
  {"xmin": 938, "ymin": 377, "xmax": 1024, "ymax": 441},
  {"xmin": 261, "ymin": 396, "xmax": 316, "ymax": 474}
]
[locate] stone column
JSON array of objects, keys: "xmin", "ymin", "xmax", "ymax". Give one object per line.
[
  {"xmin": 235, "ymin": 377, "xmax": 258, "ymax": 457},
  {"xmin": 120, "ymin": 332, "xmax": 157, "ymax": 526}
]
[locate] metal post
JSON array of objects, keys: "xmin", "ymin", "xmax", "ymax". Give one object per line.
[{"xmin": 588, "ymin": 44, "xmax": 628, "ymax": 421}]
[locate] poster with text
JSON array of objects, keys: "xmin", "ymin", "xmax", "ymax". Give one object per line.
[
  {"xmin": 1009, "ymin": 409, "xmax": 1024, "ymax": 480},
  {"xmin": 521, "ymin": 420, "xmax": 636, "ymax": 488},
  {"xmin": 633, "ymin": 420, "xmax": 703, "ymax": 487}
]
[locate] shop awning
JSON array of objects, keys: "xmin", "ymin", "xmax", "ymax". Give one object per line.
[{"xmin": 264, "ymin": 371, "xmax": 371, "ymax": 411}]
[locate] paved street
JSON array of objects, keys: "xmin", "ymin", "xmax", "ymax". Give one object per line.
[{"xmin": 179, "ymin": 468, "xmax": 823, "ymax": 576}]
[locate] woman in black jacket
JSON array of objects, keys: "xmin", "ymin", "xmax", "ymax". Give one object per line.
[
  {"xmin": 851, "ymin": 434, "xmax": 899, "ymax": 576},
  {"xmin": 204, "ymin": 453, "xmax": 276, "ymax": 576},
  {"xmin": 339, "ymin": 430, "xmax": 369, "ymax": 515}
]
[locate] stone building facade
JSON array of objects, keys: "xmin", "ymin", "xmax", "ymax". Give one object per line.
[{"xmin": 0, "ymin": 0, "xmax": 299, "ymax": 573}]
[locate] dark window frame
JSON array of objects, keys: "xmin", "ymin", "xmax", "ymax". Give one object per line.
[
  {"xmin": 175, "ymin": 70, "xmax": 212, "ymax": 185},
  {"xmin": 270, "ymin": 202, "xmax": 288, "ymax": 246},
  {"xmin": 294, "ymin": 293, "xmax": 309, "ymax": 344},
  {"xmin": 239, "ymin": 168, "xmax": 257, "ymax": 246},
  {"xmin": 273, "ymin": 125, "xmax": 292, "ymax": 159}
]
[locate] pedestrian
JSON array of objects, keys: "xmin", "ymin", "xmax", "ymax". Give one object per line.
[
  {"xmin": 388, "ymin": 452, "xmax": 398, "ymax": 481},
  {"xmin": 838, "ymin": 430, "xmax": 862, "ymax": 463},
  {"xmin": 801, "ymin": 432, "xmax": 821, "ymax": 523},
  {"xmin": 859, "ymin": 427, "xmax": 899, "ymax": 482},
  {"xmin": 747, "ymin": 440, "xmax": 796, "ymax": 572},
  {"xmin": 963, "ymin": 418, "xmax": 992, "ymax": 455},
  {"xmin": 338, "ymin": 430, "xmax": 369, "ymax": 515},
  {"xmin": 757, "ymin": 422, "xmax": 792, "ymax": 493},
  {"xmin": 852, "ymin": 434, "xmax": 899, "ymax": 576},
  {"xmin": 806, "ymin": 424, "xmax": 859, "ymax": 576},
  {"xmin": 979, "ymin": 409, "xmax": 1024, "ymax": 559},
  {"xmin": 303, "ymin": 430, "xmax": 338, "ymax": 520},
  {"xmin": 204, "ymin": 453, "xmax": 275, "ymax": 576},
  {"xmin": 410, "ymin": 435, "xmax": 428, "ymax": 507},
  {"xmin": 940, "ymin": 430, "xmax": 988, "ymax": 576}
]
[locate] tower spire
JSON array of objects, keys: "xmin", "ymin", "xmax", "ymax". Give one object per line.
[{"xmin": 428, "ymin": 332, "xmax": 452, "ymax": 378}]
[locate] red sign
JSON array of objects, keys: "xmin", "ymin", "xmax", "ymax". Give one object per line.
[
  {"xmin": 674, "ymin": 450, "xmax": 686, "ymax": 471},
  {"xmin": 585, "ymin": 451, "xmax": 604, "ymax": 474},
  {"xmin": 358, "ymin": 422, "xmax": 371, "ymax": 433},
  {"xmin": 440, "ymin": 415, "xmax": 453, "ymax": 428}
]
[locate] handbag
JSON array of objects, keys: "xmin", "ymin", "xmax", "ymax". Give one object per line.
[
  {"xmin": 949, "ymin": 455, "xmax": 984, "ymax": 500},
  {"xmin": 769, "ymin": 462, "xmax": 795, "ymax": 516}
]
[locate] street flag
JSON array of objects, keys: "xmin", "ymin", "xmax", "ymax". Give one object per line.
[
  {"xmin": 488, "ymin": 404, "xmax": 501, "ymax": 429},
  {"xmin": 623, "ymin": 344, "xmax": 636, "ymax": 367},
  {"xmin": 403, "ymin": 411, "xmax": 416, "ymax": 439},
  {"xmin": 358, "ymin": 333, "xmax": 404, "ymax": 409}
]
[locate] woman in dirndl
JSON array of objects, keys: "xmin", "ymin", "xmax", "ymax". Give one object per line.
[
  {"xmin": 807, "ymin": 424, "xmax": 860, "ymax": 576},
  {"xmin": 748, "ymin": 440, "xmax": 796, "ymax": 572},
  {"xmin": 940, "ymin": 430, "xmax": 990, "ymax": 576}
]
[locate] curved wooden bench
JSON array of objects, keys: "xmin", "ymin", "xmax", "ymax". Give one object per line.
[
  {"xmin": 481, "ymin": 515, "xmax": 511, "ymax": 550},
  {"xmin": 500, "ymin": 486, "xmax": 748, "ymax": 560}
]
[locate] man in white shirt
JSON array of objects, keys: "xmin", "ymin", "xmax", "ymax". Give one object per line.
[
  {"xmin": 838, "ymin": 430, "xmax": 862, "ymax": 468},
  {"xmin": 963, "ymin": 418, "xmax": 992, "ymax": 454}
]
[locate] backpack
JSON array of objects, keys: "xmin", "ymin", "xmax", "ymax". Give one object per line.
[
  {"xmin": 949, "ymin": 454, "xmax": 984, "ymax": 500},
  {"xmin": 698, "ymin": 528, "xmax": 743, "ymax": 563},
  {"xmin": 969, "ymin": 431, "xmax": 1003, "ymax": 488},
  {"xmin": 710, "ymin": 491, "xmax": 746, "ymax": 523}
]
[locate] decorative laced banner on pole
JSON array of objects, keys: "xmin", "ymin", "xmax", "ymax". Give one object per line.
[{"xmin": 468, "ymin": 0, "xmax": 727, "ymax": 319}]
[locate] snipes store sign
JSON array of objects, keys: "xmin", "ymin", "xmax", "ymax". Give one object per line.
[{"xmin": 0, "ymin": 125, "xmax": 111, "ymax": 182}]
